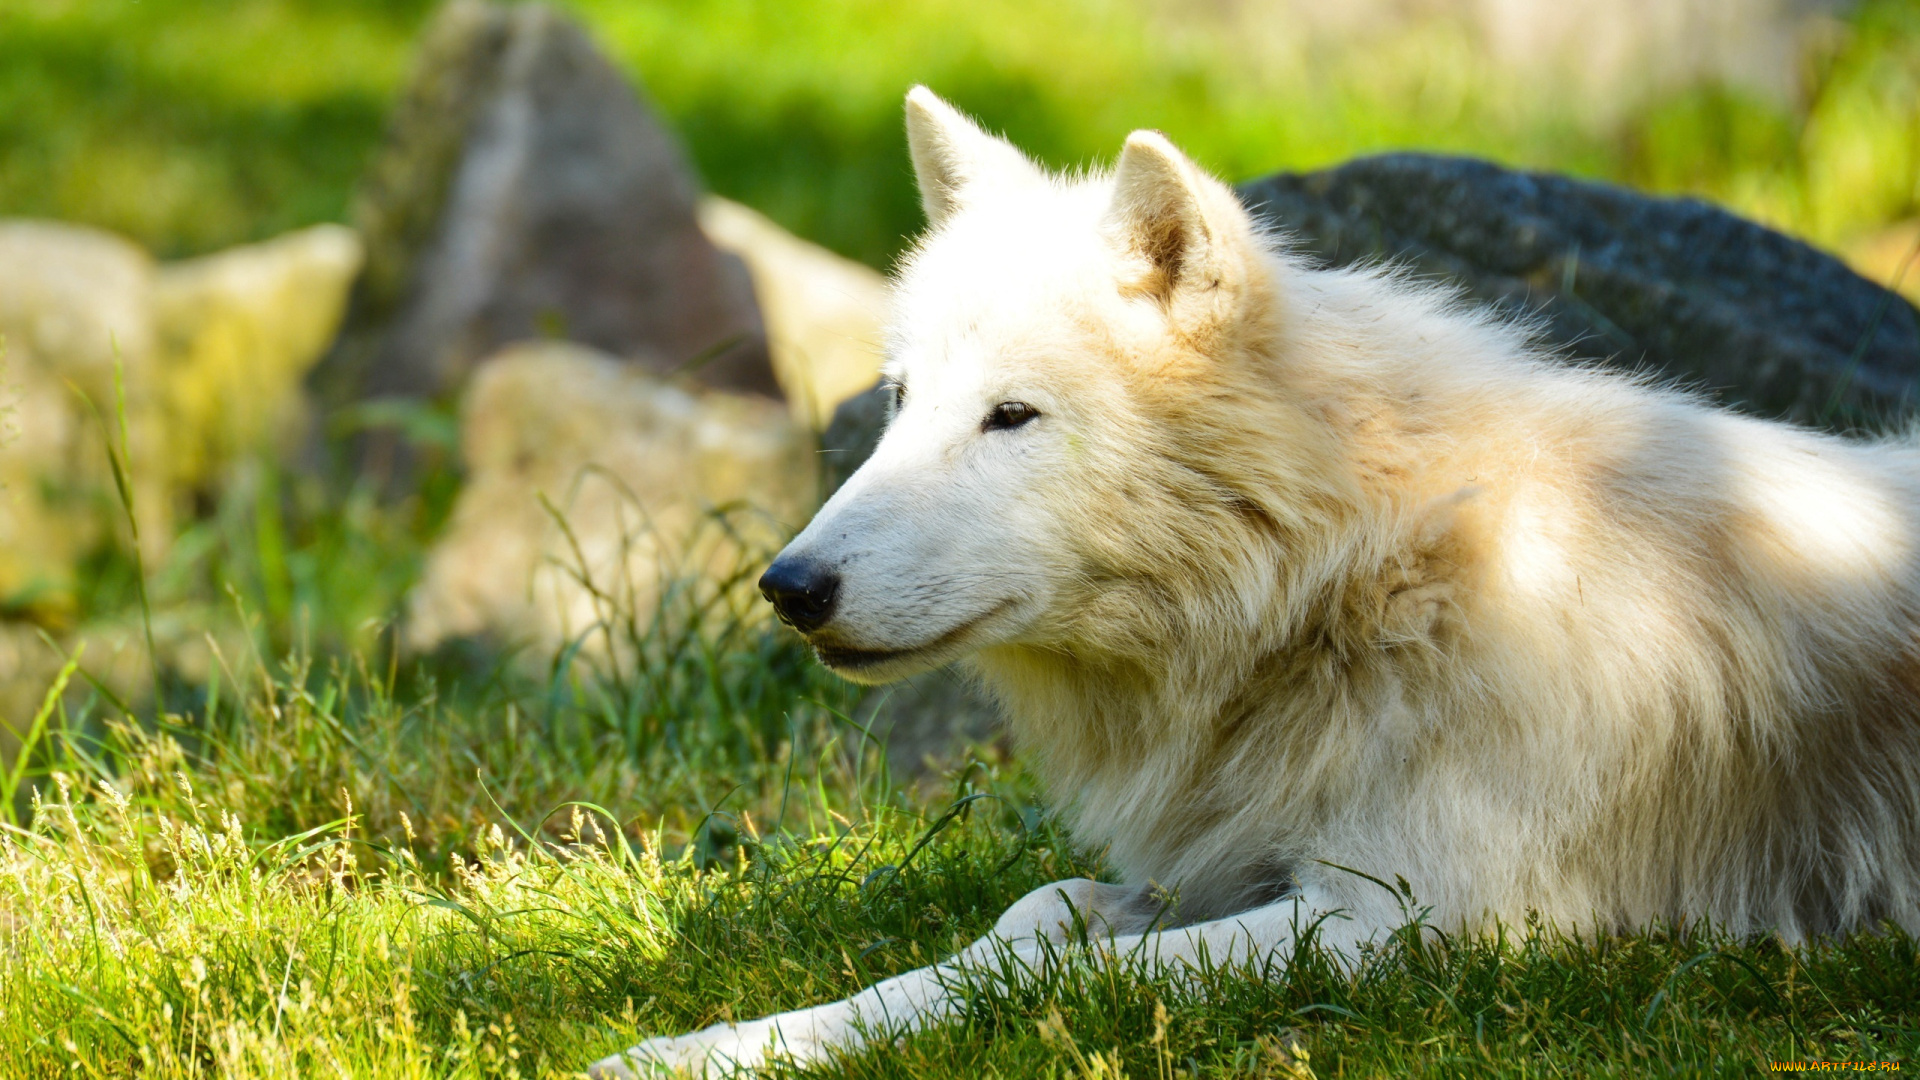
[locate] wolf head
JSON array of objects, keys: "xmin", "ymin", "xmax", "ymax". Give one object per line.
[{"xmin": 761, "ymin": 88, "xmax": 1312, "ymax": 685}]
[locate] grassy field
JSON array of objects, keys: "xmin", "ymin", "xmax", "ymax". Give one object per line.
[
  {"xmin": 5, "ymin": 0, "xmax": 1920, "ymax": 1076},
  {"xmin": 7, "ymin": 587, "xmax": 1919, "ymax": 1078}
]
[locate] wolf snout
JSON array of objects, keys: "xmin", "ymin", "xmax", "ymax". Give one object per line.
[{"xmin": 759, "ymin": 556, "xmax": 841, "ymax": 633}]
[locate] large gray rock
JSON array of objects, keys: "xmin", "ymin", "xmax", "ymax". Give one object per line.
[
  {"xmin": 820, "ymin": 373, "xmax": 891, "ymax": 494},
  {"xmin": 1238, "ymin": 153, "xmax": 1920, "ymax": 429},
  {"xmin": 312, "ymin": 0, "xmax": 774, "ymax": 478}
]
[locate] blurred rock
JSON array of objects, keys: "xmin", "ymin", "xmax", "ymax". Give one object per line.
[
  {"xmin": 697, "ymin": 196, "xmax": 888, "ymax": 429},
  {"xmin": 1239, "ymin": 154, "xmax": 1920, "ymax": 428},
  {"xmin": 0, "ymin": 222, "xmax": 170, "ymax": 625},
  {"xmin": 154, "ymin": 224, "xmax": 364, "ymax": 488},
  {"xmin": 313, "ymin": 0, "xmax": 773, "ymax": 483},
  {"xmin": 820, "ymin": 378, "xmax": 892, "ymax": 496},
  {"xmin": 406, "ymin": 341, "xmax": 813, "ymax": 657},
  {"xmin": 855, "ymin": 666, "xmax": 1004, "ymax": 782}
]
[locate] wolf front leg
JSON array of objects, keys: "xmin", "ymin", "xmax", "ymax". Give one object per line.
[
  {"xmin": 585, "ymin": 878, "xmax": 1166, "ymax": 1078},
  {"xmin": 1093, "ymin": 886, "xmax": 1387, "ymax": 973},
  {"xmin": 585, "ymin": 881, "xmax": 1388, "ymax": 1077}
]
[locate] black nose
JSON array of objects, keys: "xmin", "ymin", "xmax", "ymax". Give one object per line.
[{"xmin": 759, "ymin": 557, "xmax": 840, "ymax": 633}]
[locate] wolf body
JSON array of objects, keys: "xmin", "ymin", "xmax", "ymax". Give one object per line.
[{"xmin": 592, "ymin": 89, "xmax": 1920, "ymax": 1077}]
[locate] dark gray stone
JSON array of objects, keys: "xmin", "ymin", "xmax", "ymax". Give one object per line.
[
  {"xmin": 856, "ymin": 667, "xmax": 1004, "ymax": 782},
  {"xmin": 312, "ymin": 0, "xmax": 774, "ymax": 478},
  {"xmin": 819, "ymin": 375, "xmax": 890, "ymax": 494},
  {"xmin": 1238, "ymin": 153, "xmax": 1920, "ymax": 429}
]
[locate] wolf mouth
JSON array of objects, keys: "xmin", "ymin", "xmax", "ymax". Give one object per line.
[{"xmin": 810, "ymin": 600, "xmax": 1014, "ymax": 672}]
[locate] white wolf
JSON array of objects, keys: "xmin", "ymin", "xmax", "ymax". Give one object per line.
[{"xmin": 592, "ymin": 87, "xmax": 1920, "ymax": 1076}]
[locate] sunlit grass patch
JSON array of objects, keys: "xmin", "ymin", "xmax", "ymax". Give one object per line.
[
  {"xmin": 0, "ymin": 718, "xmax": 1082, "ymax": 1078},
  {"xmin": 6, "ymin": 468, "xmax": 1919, "ymax": 1080},
  {"xmin": 6, "ymin": 486, "xmax": 1915, "ymax": 1079},
  {"xmin": 5, "ymin": 747, "xmax": 1915, "ymax": 1078}
]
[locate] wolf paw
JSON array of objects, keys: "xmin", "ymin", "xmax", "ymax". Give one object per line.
[{"xmin": 587, "ymin": 1017, "xmax": 804, "ymax": 1078}]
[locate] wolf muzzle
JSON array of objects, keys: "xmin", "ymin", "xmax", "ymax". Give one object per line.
[{"xmin": 759, "ymin": 556, "xmax": 841, "ymax": 633}]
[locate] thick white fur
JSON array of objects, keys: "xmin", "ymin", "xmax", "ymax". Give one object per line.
[{"xmin": 591, "ymin": 87, "xmax": 1920, "ymax": 1076}]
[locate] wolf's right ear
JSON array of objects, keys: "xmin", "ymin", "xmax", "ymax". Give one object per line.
[
  {"xmin": 1104, "ymin": 129, "xmax": 1264, "ymax": 337},
  {"xmin": 905, "ymin": 86, "xmax": 1037, "ymax": 228}
]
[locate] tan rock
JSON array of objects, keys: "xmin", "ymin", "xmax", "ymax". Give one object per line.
[
  {"xmin": 406, "ymin": 341, "xmax": 814, "ymax": 657},
  {"xmin": 698, "ymin": 196, "xmax": 888, "ymax": 429},
  {"xmin": 153, "ymin": 224, "xmax": 364, "ymax": 487},
  {"xmin": 0, "ymin": 222, "xmax": 169, "ymax": 625}
]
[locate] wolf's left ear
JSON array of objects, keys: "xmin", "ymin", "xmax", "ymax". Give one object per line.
[
  {"xmin": 1104, "ymin": 131, "xmax": 1264, "ymax": 332},
  {"xmin": 906, "ymin": 86, "xmax": 1039, "ymax": 228}
]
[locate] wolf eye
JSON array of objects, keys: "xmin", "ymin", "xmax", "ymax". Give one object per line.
[
  {"xmin": 984, "ymin": 401, "xmax": 1039, "ymax": 431},
  {"xmin": 883, "ymin": 379, "xmax": 906, "ymax": 410}
]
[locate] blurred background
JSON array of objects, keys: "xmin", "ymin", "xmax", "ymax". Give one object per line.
[{"xmin": 7, "ymin": 0, "xmax": 1915, "ymax": 274}]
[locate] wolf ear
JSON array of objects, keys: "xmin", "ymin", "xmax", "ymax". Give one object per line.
[
  {"xmin": 1104, "ymin": 130, "xmax": 1261, "ymax": 328},
  {"xmin": 905, "ymin": 86, "xmax": 1037, "ymax": 227}
]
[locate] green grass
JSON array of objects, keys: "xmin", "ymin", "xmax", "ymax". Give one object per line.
[
  {"xmin": 4, "ymin": 620, "xmax": 1918, "ymax": 1078},
  {"xmin": 3, "ymin": 0, "xmax": 1916, "ymax": 267}
]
